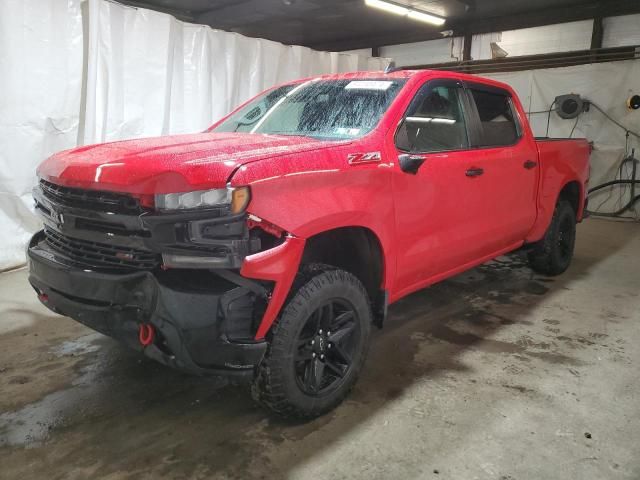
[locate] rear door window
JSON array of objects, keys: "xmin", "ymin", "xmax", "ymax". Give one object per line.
[{"xmin": 468, "ymin": 89, "xmax": 520, "ymax": 147}]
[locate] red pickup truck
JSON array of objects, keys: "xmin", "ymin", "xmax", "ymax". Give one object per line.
[{"xmin": 28, "ymin": 70, "xmax": 590, "ymax": 418}]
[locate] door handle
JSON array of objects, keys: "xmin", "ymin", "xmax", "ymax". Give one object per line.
[
  {"xmin": 524, "ymin": 160, "xmax": 538, "ymax": 169},
  {"xmin": 465, "ymin": 167, "xmax": 484, "ymax": 177}
]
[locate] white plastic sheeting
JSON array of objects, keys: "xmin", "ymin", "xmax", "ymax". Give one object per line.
[
  {"xmin": 603, "ymin": 14, "xmax": 640, "ymax": 48},
  {"xmin": 0, "ymin": 0, "xmax": 387, "ymax": 271},
  {"xmin": 374, "ymin": 19, "xmax": 596, "ymax": 65},
  {"xmin": 0, "ymin": 0, "xmax": 84, "ymax": 271},
  {"xmin": 485, "ymin": 60, "xmax": 640, "ymax": 218},
  {"xmin": 82, "ymin": 0, "xmax": 387, "ymax": 144},
  {"xmin": 471, "ymin": 20, "xmax": 594, "ymax": 60},
  {"xmin": 380, "ymin": 37, "xmax": 465, "ymax": 67}
]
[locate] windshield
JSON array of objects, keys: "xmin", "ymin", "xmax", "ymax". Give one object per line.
[{"xmin": 212, "ymin": 79, "xmax": 407, "ymax": 140}]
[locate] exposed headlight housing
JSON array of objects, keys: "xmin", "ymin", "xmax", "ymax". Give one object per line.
[{"xmin": 154, "ymin": 186, "xmax": 250, "ymax": 213}]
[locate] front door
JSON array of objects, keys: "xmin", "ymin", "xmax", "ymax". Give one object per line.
[{"xmin": 389, "ymin": 79, "xmax": 496, "ymax": 297}]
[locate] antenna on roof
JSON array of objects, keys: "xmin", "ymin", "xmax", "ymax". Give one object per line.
[{"xmin": 385, "ymin": 61, "xmax": 401, "ymax": 74}]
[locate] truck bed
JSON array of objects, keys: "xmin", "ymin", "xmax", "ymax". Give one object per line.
[{"xmin": 530, "ymin": 137, "xmax": 591, "ymax": 239}]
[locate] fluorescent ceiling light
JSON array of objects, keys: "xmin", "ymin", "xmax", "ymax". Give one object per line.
[
  {"xmin": 365, "ymin": 0, "xmax": 445, "ymax": 26},
  {"xmin": 365, "ymin": 0, "xmax": 408, "ymax": 16},
  {"xmin": 407, "ymin": 9, "xmax": 446, "ymax": 26}
]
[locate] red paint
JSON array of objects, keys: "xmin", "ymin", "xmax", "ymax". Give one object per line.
[
  {"xmin": 525, "ymin": 139, "xmax": 591, "ymax": 242},
  {"xmin": 37, "ymin": 133, "xmax": 344, "ymax": 194},
  {"xmin": 37, "ymin": 70, "xmax": 590, "ymax": 340},
  {"xmin": 240, "ymin": 236, "xmax": 306, "ymax": 339}
]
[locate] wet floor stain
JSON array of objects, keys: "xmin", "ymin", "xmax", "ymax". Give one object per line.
[
  {"xmin": 0, "ymin": 250, "xmax": 624, "ymax": 478},
  {"xmin": 51, "ymin": 333, "xmax": 102, "ymax": 357},
  {"xmin": 1, "ymin": 339, "xmax": 111, "ymax": 447},
  {"xmin": 430, "ymin": 324, "xmax": 523, "ymax": 354},
  {"xmin": 500, "ymin": 384, "xmax": 536, "ymax": 395},
  {"xmin": 0, "ymin": 255, "xmax": 556, "ymax": 451}
]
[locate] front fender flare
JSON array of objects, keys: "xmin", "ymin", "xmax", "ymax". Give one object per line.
[{"xmin": 240, "ymin": 236, "xmax": 306, "ymax": 340}]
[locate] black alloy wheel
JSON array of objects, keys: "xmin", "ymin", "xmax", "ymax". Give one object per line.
[
  {"xmin": 294, "ymin": 299, "xmax": 359, "ymax": 395},
  {"xmin": 252, "ymin": 265, "xmax": 372, "ymax": 419},
  {"xmin": 528, "ymin": 199, "xmax": 577, "ymax": 276},
  {"xmin": 556, "ymin": 214, "xmax": 575, "ymax": 263}
]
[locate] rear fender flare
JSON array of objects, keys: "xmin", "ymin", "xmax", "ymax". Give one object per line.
[{"xmin": 526, "ymin": 179, "xmax": 584, "ymax": 243}]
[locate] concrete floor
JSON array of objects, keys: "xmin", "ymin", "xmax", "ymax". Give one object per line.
[{"xmin": 0, "ymin": 218, "xmax": 638, "ymax": 480}]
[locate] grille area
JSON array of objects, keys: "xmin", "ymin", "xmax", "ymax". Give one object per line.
[
  {"xmin": 44, "ymin": 227, "xmax": 160, "ymax": 271},
  {"xmin": 39, "ymin": 180, "xmax": 142, "ymax": 214}
]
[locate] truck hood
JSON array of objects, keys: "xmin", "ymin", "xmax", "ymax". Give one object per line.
[{"xmin": 37, "ymin": 132, "xmax": 340, "ymax": 194}]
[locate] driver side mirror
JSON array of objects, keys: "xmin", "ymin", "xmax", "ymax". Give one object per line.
[{"xmin": 398, "ymin": 154, "xmax": 427, "ymax": 175}]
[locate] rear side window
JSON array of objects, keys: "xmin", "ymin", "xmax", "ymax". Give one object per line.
[{"xmin": 469, "ymin": 89, "xmax": 520, "ymax": 147}]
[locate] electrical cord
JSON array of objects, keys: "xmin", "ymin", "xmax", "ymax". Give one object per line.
[
  {"xmin": 528, "ymin": 100, "xmax": 640, "ymax": 139},
  {"xmin": 525, "ymin": 107, "xmax": 554, "ymax": 139},
  {"xmin": 553, "ymin": 100, "xmax": 640, "ymax": 219},
  {"xmin": 545, "ymin": 99, "xmax": 556, "ymax": 138},
  {"xmin": 616, "ymin": 141, "xmax": 633, "ymax": 212},
  {"xmin": 587, "ymin": 193, "xmax": 640, "ymax": 217},
  {"xmin": 525, "ymin": 99, "xmax": 640, "ymax": 218},
  {"xmin": 589, "ymin": 178, "xmax": 639, "ymax": 193},
  {"xmin": 569, "ymin": 115, "xmax": 580, "ymax": 138},
  {"xmin": 525, "ymin": 106, "xmax": 556, "ymax": 137},
  {"xmin": 590, "ymin": 102, "xmax": 640, "ymax": 140},
  {"xmin": 587, "ymin": 154, "xmax": 640, "ymax": 218},
  {"xmin": 615, "ymin": 134, "xmax": 630, "ymax": 212},
  {"xmin": 527, "ymin": 109, "xmax": 553, "ymax": 115}
]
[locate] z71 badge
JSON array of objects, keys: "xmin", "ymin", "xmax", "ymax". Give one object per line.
[{"xmin": 347, "ymin": 152, "xmax": 382, "ymax": 165}]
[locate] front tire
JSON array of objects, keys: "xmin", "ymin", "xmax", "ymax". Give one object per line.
[
  {"xmin": 252, "ymin": 265, "xmax": 372, "ymax": 419},
  {"xmin": 528, "ymin": 199, "xmax": 577, "ymax": 276}
]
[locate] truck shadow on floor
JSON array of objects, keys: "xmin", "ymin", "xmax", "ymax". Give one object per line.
[{"xmin": 0, "ymin": 220, "xmax": 634, "ymax": 479}]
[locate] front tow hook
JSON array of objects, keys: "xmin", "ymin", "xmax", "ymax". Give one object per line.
[{"xmin": 138, "ymin": 323, "xmax": 155, "ymax": 347}]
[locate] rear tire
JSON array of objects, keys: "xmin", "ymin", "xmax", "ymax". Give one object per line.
[
  {"xmin": 252, "ymin": 264, "xmax": 372, "ymax": 419},
  {"xmin": 528, "ymin": 199, "xmax": 577, "ymax": 276}
]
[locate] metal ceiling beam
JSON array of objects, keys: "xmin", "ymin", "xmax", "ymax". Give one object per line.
[
  {"xmin": 114, "ymin": 0, "xmax": 197, "ymax": 22},
  {"xmin": 590, "ymin": 16, "xmax": 604, "ymax": 49},
  {"xmin": 462, "ymin": 31, "xmax": 472, "ymax": 61},
  {"xmin": 406, "ymin": 45, "xmax": 640, "ymax": 74},
  {"xmin": 310, "ymin": 0, "xmax": 640, "ymax": 52}
]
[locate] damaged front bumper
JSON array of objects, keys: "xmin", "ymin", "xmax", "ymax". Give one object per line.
[
  {"xmin": 28, "ymin": 231, "xmax": 268, "ymax": 377},
  {"xmin": 28, "ymin": 180, "xmax": 307, "ymax": 376}
]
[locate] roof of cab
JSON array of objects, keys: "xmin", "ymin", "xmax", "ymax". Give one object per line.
[
  {"xmin": 284, "ymin": 69, "xmax": 518, "ymax": 99},
  {"xmin": 311, "ymin": 69, "xmax": 513, "ymax": 90},
  {"xmin": 315, "ymin": 70, "xmax": 420, "ymax": 80}
]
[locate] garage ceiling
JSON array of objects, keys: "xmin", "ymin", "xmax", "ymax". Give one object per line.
[{"xmin": 117, "ymin": 0, "xmax": 640, "ymax": 51}]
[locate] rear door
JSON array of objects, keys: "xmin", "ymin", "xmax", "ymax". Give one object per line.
[{"xmin": 463, "ymin": 83, "xmax": 539, "ymax": 250}]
